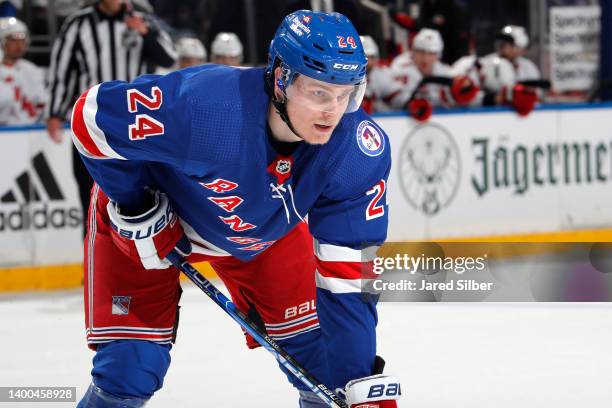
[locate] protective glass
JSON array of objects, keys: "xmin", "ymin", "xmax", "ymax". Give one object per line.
[{"xmin": 284, "ymin": 74, "xmax": 367, "ymax": 114}]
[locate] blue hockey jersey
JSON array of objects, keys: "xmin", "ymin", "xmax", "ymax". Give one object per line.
[
  {"xmin": 71, "ymin": 64, "xmax": 391, "ymax": 388},
  {"xmin": 72, "ymin": 65, "xmax": 390, "ymax": 261}
]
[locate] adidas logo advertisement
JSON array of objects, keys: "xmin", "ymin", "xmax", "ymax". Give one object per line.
[
  {"xmin": 0, "ymin": 204, "xmax": 81, "ymax": 231},
  {"xmin": 0, "ymin": 130, "xmax": 84, "ymax": 267},
  {"xmin": 0, "ymin": 152, "xmax": 82, "ymax": 232}
]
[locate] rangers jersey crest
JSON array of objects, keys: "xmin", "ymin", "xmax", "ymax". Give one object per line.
[{"xmin": 111, "ymin": 296, "xmax": 131, "ymax": 315}]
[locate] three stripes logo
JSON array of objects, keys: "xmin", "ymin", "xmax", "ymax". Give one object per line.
[
  {"xmin": 0, "ymin": 152, "xmax": 82, "ymax": 232},
  {"xmin": 1, "ymin": 152, "xmax": 64, "ymax": 203}
]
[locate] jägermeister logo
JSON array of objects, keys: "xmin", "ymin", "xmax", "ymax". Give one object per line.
[{"xmin": 472, "ymin": 137, "xmax": 612, "ymax": 196}]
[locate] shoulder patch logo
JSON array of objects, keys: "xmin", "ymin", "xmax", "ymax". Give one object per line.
[{"xmin": 356, "ymin": 121, "xmax": 385, "ymax": 157}]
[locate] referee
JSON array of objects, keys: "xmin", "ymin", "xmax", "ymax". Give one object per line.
[{"xmin": 45, "ymin": 0, "xmax": 177, "ymax": 237}]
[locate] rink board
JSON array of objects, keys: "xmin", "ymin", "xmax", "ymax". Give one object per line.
[
  {"xmin": 0, "ymin": 127, "xmax": 82, "ymax": 267},
  {"xmin": 1, "ymin": 103, "xmax": 612, "ymax": 291},
  {"xmin": 382, "ymin": 103, "xmax": 612, "ymax": 240}
]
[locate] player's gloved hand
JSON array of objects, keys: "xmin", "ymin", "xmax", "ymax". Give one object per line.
[
  {"xmin": 408, "ymin": 98, "xmax": 432, "ymax": 122},
  {"xmin": 107, "ymin": 190, "xmax": 191, "ymax": 269},
  {"xmin": 337, "ymin": 374, "xmax": 401, "ymax": 408},
  {"xmin": 450, "ymin": 75, "xmax": 479, "ymax": 106},
  {"xmin": 502, "ymin": 84, "xmax": 537, "ymax": 116}
]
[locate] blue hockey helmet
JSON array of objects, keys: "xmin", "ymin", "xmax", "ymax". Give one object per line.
[
  {"xmin": 267, "ymin": 10, "xmax": 367, "ymax": 85},
  {"xmin": 266, "ymin": 10, "xmax": 368, "ymax": 115}
]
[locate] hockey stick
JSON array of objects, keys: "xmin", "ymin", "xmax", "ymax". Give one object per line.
[{"xmin": 166, "ymin": 251, "xmax": 348, "ymax": 408}]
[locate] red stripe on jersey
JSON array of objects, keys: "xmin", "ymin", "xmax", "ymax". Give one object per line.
[
  {"xmin": 316, "ymin": 259, "xmax": 377, "ymax": 280},
  {"xmin": 72, "ymin": 89, "xmax": 105, "ymax": 158}
]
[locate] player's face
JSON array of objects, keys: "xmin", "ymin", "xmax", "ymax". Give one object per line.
[
  {"xmin": 2, "ymin": 35, "xmax": 27, "ymax": 61},
  {"xmin": 285, "ymin": 75, "xmax": 354, "ymax": 144},
  {"xmin": 413, "ymin": 50, "xmax": 438, "ymax": 76},
  {"xmin": 499, "ymin": 43, "xmax": 522, "ymax": 60}
]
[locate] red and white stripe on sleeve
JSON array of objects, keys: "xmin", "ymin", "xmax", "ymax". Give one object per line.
[
  {"xmin": 70, "ymin": 84, "xmax": 126, "ymax": 160},
  {"xmin": 314, "ymin": 239, "xmax": 377, "ymax": 294}
]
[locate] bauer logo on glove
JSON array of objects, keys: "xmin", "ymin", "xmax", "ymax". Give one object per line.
[
  {"xmin": 107, "ymin": 191, "xmax": 191, "ymax": 269},
  {"xmin": 109, "ymin": 204, "xmax": 177, "ymax": 240},
  {"xmin": 338, "ymin": 373, "xmax": 402, "ymax": 408}
]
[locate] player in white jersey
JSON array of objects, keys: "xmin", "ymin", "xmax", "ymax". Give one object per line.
[
  {"xmin": 359, "ymin": 35, "xmax": 400, "ymax": 113},
  {"xmin": 0, "ymin": 17, "xmax": 47, "ymax": 125},
  {"xmin": 492, "ymin": 25, "xmax": 540, "ymax": 81},
  {"xmin": 210, "ymin": 32, "xmax": 243, "ymax": 66},
  {"xmin": 452, "ymin": 25, "xmax": 540, "ymax": 116},
  {"xmin": 389, "ymin": 28, "xmax": 478, "ymax": 121}
]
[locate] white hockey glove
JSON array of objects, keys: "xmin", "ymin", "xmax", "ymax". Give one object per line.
[
  {"xmin": 107, "ymin": 190, "xmax": 191, "ymax": 269},
  {"xmin": 336, "ymin": 366, "xmax": 402, "ymax": 408},
  {"xmin": 337, "ymin": 374, "xmax": 401, "ymax": 408}
]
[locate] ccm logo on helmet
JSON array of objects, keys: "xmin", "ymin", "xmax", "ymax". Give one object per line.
[{"xmin": 333, "ymin": 63, "xmax": 359, "ymax": 70}]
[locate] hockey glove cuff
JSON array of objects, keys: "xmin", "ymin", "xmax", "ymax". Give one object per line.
[
  {"xmin": 337, "ymin": 374, "xmax": 401, "ymax": 408},
  {"xmin": 107, "ymin": 190, "xmax": 191, "ymax": 270}
]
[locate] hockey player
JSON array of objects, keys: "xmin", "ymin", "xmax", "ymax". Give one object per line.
[
  {"xmin": 176, "ymin": 36, "xmax": 207, "ymax": 68},
  {"xmin": 492, "ymin": 25, "xmax": 540, "ymax": 81},
  {"xmin": 389, "ymin": 28, "xmax": 477, "ymax": 121},
  {"xmin": 210, "ymin": 32, "xmax": 243, "ymax": 66},
  {"xmin": 73, "ymin": 10, "xmax": 400, "ymax": 408},
  {"xmin": 360, "ymin": 35, "xmax": 400, "ymax": 114},
  {"xmin": 452, "ymin": 25, "xmax": 540, "ymax": 116},
  {"xmin": 0, "ymin": 17, "xmax": 47, "ymax": 125}
]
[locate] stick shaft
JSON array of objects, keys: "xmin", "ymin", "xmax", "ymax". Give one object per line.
[{"xmin": 166, "ymin": 252, "xmax": 348, "ymax": 408}]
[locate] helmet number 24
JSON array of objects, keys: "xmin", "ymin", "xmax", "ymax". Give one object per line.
[{"xmin": 337, "ymin": 36, "xmax": 357, "ymax": 49}]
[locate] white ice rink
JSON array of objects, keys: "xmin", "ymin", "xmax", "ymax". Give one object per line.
[{"xmin": 1, "ymin": 285, "xmax": 611, "ymax": 407}]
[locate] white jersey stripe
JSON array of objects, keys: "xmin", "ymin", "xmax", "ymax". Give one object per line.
[
  {"xmin": 83, "ymin": 84, "xmax": 126, "ymax": 160},
  {"xmin": 264, "ymin": 311, "xmax": 318, "ymax": 328},
  {"xmin": 314, "ymin": 239, "xmax": 377, "ymax": 262},
  {"xmin": 87, "ymin": 336, "xmax": 174, "ymax": 342},
  {"xmin": 88, "ymin": 326, "xmax": 175, "ymax": 333},
  {"xmin": 316, "ymin": 269, "xmax": 375, "ymax": 294},
  {"xmin": 265, "ymin": 315, "xmax": 318, "ymax": 332},
  {"xmin": 86, "ymin": 184, "xmax": 99, "ymax": 335},
  {"xmin": 268, "ymin": 324, "xmax": 320, "ymax": 341},
  {"xmin": 88, "ymin": 330, "xmax": 174, "ymax": 336}
]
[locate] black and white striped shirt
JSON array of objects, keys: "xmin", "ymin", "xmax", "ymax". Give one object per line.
[{"xmin": 46, "ymin": 4, "xmax": 177, "ymax": 120}]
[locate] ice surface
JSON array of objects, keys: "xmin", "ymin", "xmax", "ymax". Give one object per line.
[{"xmin": 1, "ymin": 285, "xmax": 611, "ymax": 407}]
